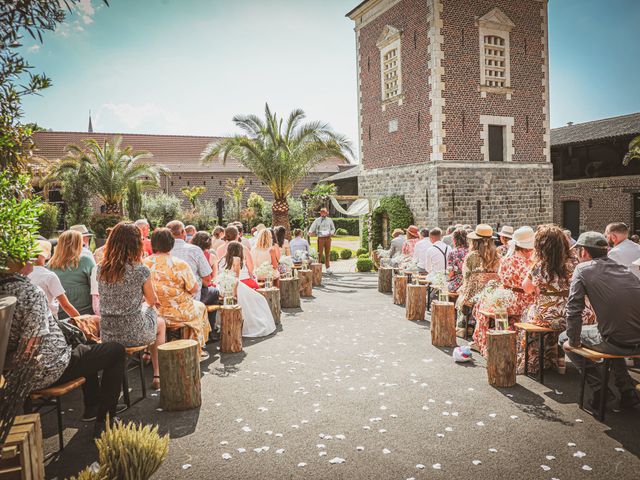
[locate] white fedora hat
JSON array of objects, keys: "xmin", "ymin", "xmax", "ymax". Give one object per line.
[{"xmin": 513, "ymin": 226, "xmax": 535, "ymax": 249}]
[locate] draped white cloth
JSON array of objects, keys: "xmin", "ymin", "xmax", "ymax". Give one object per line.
[{"xmin": 328, "ymin": 197, "xmax": 379, "ymax": 217}]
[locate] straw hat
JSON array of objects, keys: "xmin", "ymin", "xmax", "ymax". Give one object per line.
[
  {"xmin": 467, "ymin": 224, "xmax": 494, "ymax": 240},
  {"xmin": 392, "ymin": 228, "xmax": 404, "ymax": 237},
  {"xmin": 69, "ymin": 224, "xmax": 93, "ymax": 236},
  {"xmin": 512, "ymin": 226, "xmax": 534, "ymax": 249},
  {"xmin": 497, "ymin": 225, "xmax": 514, "ymax": 239},
  {"xmin": 406, "ymin": 225, "xmax": 419, "ymax": 238}
]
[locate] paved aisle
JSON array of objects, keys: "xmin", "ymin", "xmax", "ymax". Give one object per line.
[{"xmin": 47, "ymin": 272, "xmax": 640, "ymax": 479}]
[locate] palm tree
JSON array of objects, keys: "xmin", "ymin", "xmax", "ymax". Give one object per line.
[
  {"xmin": 201, "ymin": 104, "xmax": 352, "ymax": 232},
  {"xmin": 46, "ymin": 137, "xmax": 166, "ymax": 215},
  {"xmin": 623, "ymin": 135, "xmax": 640, "ymax": 166}
]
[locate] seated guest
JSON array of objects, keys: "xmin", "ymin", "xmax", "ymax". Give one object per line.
[
  {"xmin": 234, "ymin": 222, "xmax": 253, "ymax": 251},
  {"xmin": 251, "ymin": 228, "xmax": 281, "ymax": 284},
  {"xmin": 442, "ymin": 226, "xmax": 456, "ymax": 248},
  {"xmin": 145, "ymin": 228, "xmax": 211, "ymax": 363},
  {"xmin": 560, "ymin": 231, "xmax": 640, "ymax": 410},
  {"xmin": 185, "ymin": 225, "xmax": 196, "ymax": 243},
  {"xmin": 496, "ymin": 225, "xmax": 513, "ymax": 257},
  {"xmin": 388, "ymin": 228, "xmax": 405, "ymax": 258},
  {"xmin": 402, "ymin": 225, "xmax": 420, "ymax": 256},
  {"xmin": 69, "ymin": 224, "xmax": 95, "ymax": 259},
  {"xmin": 424, "ymin": 228, "xmax": 450, "ymax": 274},
  {"xmin": 250, "ymin": 224, "xmax": 266, "ymax": 248},
  {"xmin": 134, "ymin": 219, "xmax": 153, "ymax": 256},
  {"xmin": 93, "ymin": 228, "xmax": 113, "ymax": 266},
  {"xmin": 28, "ymin": 240, "xmax": 80, "ymax": 319},
  {"xmin": 2, "ymin": 260, "xmax": 125, "ymax": 434},
  {"xmin": 211, "ymin": 225, "xmax": 226, "ymax": 251},
  {"xmin": 97, "ymin": 222, "xmax": 166, "ymax": 388},
  {"xmin": 517, "ymin": 225, "xmax": 595, "ymax": 375},
  {"xmin": 48, "ymin": 230, "xmax": 96, "ymax": 318},
  {"xmin": 473, "ymin": 227, "xmax": 535, "ymax": 356},
  {"xmin": 216, "ymin": 225, "xmax": 257, "ymax": 287},
  {"xmin": 289, "ymin": 228, "xmax": 310, "ymax": 261},
  {"xmin": 456, "ymin": 224, "xmax": 500, "ymax": 334},
  {"xmin": 446, "ymin": 228, "xmax": 468, "ymax": 293},
  {"xmin": 191, "ymin": 231, "xmax": 221, "ymax": 330},
  {"xmin": 274, "ymin": 225, "xmax": 291, "ymax": 257},
  {"xmin": 413, "ymin": 228, "xmax": 431, "ymax": 273},
  {"xmin": 605, "ymin": 222, "xmax": 640, "ymax": 279},
  {"xmin": 218, "ymin": 241, "xmax": 276, "ymax": 338},
  {"xmin": 168, "ymin": 220, "xmax": 220, "ymax": 302}
]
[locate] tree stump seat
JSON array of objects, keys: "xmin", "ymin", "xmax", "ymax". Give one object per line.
[
  {"xmin": 393, "ymin": 274, "xmax": 407, "ymax": 306},
  {"xmin": 258, "ymin": 287, "xmax": 281, "ymax": 325},
  {"xmin": 158, "ymin": 339, "xmax": 201, "ymax": 411},
  {"xmin": 280, "ymin": 277, "xmax": 300, "ymax": 308},
  {"xmin": 299, "ymin": 269, "xmax": 313, "ymax": 297},
  {"xmin": 220, "ymin": 305, "xmax": 243, "ymax": 353},
  {"xmin": 377, "ymin": 267, "xmax": 393, "ymax": 293},
  {"xmin": 430, "ymin": 301, "xmax": 457, "ymax": 347},
  {"xmin": 311, "ymin": 262, "xmax": 323, "ymax": 286},
  {"xmin": 486, "ymin": 331, "xmax": 517, "ymax": 387},
  {"xmin": 406, "ymin": 284, "xmax": 427, "ymax": 321}
]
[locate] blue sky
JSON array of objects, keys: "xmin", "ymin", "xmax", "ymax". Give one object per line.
[{"xmin": 19, "ymin": 0, "xmax": 640, "ymax": 159}]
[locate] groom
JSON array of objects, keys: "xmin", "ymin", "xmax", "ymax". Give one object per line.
[{"xmin": 308, "ymin": 208, "xmax": 336, "ymax": 274}]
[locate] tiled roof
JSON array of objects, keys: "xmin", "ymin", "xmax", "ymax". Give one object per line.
[
  {"xmin": 551, "ymin": 112, "xmax": 640, "ymax": 147},
  {"xmin": 31, "ymin": 131, "xmax": 348, "ymax": 173},
  {"xmin": 320, "ymin": 165, "xmax": 361, "ymax": 182}
]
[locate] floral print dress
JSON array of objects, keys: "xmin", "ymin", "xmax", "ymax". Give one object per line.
[
  {"xmin": 446, "ymin": 247, "xmax": 467, "ymax": 293},
  {"xmin": 472, "ymin": 252, "xmax": 535, "ymax": 356},
  {"xmin": 455, "ymin": 251, "xmax": 500, "ymax": 330},
  {"xmin": 402, "ymin": 238, "xmax": 420, "ymax": 256},
  {"xmin": 516, "ymin": 260, "xmax": 596, "ymax": 374}
]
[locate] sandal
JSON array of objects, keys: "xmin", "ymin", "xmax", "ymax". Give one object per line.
[{"xmin": 151, "ymin": 375, "xmax": 160, "ymax": 390}]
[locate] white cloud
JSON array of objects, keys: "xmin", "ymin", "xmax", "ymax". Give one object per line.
[
  {"xmin": 54, "ymin": 0, "xmax": 97, "ymax": 37},
  {"xmin": 77, "ymin": 0, "xmax": 95, "ymax": 16},
  {"xmin": 27, "ymin": 45, "xmax": 41, "ymax": 53},
  {"xmin": 82, "ymin": 15, "xmax": 93, "ymax": 25},
  {"xmin": 95, "ymin": 102, "xmax": 189, "ymax": 134}
]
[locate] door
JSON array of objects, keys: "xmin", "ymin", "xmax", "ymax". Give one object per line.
[{"xmin": 562, "ymin": 200, "xmax": 580, "ymax": 239}]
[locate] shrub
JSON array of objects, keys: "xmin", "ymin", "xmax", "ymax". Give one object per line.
[
  {"xmin": 187, "ymin": 199, "xmax": 218, "ymax": 231},
  {"xmin": 126, "ymin": 180, "xmax": 143, "ymax": 220},
  {"xmin": 356, "ymin": 247, "xmax": 368, "ymax": 256},
  {"xmin": 333, "ymin": 217, "xmax": 359, "ymax": 236},
  {"xmin": 356, "ymin": 256, "xmax": 374, "ymax": 272},
  {"xmin": 358, "ymin": 253, "xmax": 369, "ymax": 259},
  {"xmin": 142, "ymin": 193, "xmax": 183, "ymax": 228},
  {"xmin": 335, "ymin": 228, "xmax": 348, "ymax": 236},
  {"xmin": 38, "ymin": 203, "xmax": 59, "ymax": 238},
  {"xmin": 367, "ymin": 195, "xmax": 413, "ymax": 250},
  {"xmin": 90, "ymin": 214, "xmax": 123, "ymax": 239},
  {"xmin": 340, "ymin": 249, "xmax": 353, "ymax": 259},
  {"xmin": 61, "ymin": 170, "xmax": 92, "ymax": 227},
  {"xmin": 329, "ymin": 250, "xmax": 339, "ymax": 261}
]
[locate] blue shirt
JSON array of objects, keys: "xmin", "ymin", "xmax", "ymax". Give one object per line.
[{"xmin": 290, "ymin": 237, "xmax": 310, "ymax": 260}]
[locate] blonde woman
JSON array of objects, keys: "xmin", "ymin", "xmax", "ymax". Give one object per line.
[
  {"xmin": 48, "ymin": 230, "xmax": 96, "ymax": 318},
  {"xmin": 251, "ymin": 228, "xmax": 280, "ymax": 284}
]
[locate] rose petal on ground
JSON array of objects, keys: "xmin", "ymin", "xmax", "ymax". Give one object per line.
[
  {"xmin": 476, "ymin": 421, "xmax": 485, "ymax": 426},
  {"xmin": 615, "ymin": 447, "xmax": 625, "ymax": 452},
  {"xmin": 317, "ymin": 444, "xmax": 326, "ymax": 449},
  {"xmin": 357, "ymin": 446, "xmax": 365, "ymax": 451},
  {"xmin": 276, "ymin": 448, "xmax": 285, "ymax": 454},
  {"xmin": 445, "ymin": 427, "xmax": 453, "ymax": 432},
  {"xmin": 335, "ymin": 434, "xmax": 346, "ymax": 440},
  {"xmin": 541, "ymin": 465, "xmax": 551, "ymax": 471},
  {"xmin": 319, "ymin": 452, "xmax": 327, "ymax": 457},
  {"xmin": 567, "ymin": 442, "xmax": 576, "ymax": 447},
  {"xmin": 488, "ymin": 448, "xmax": 498, "ymax": 453},
  {"xmin": 220, "ymin": 441, "xmax": 228, "ymax": 445},
  {"xmin": 582, "ymin": 465, "xmax": 592, "ymax": 471},
  {"xmin": 222, "ymin": 453, "xmax": 232, "ymax": 460},
  {"xmin": 472, "ymin": 460, "xmax": 482, "ymax": 466},
  {"xmin": 546, "ymin": 455, "xmax": 555, "ymax": 460},
  {"xmin": 510, "ymin": 415, "xmax": 518, "ymax": 419},
  {"xmin": 242, "ymin": 426, "xmax": 252, "ymax": 432},
  {"xmin": 298, "ymin": 463, "xmax": 307, "ymax": 468},
  {"xmin": 432, "ymin": 463, "xmax": 442, "ymax": 470},
  {"xmin": 382, "ymin": 448, "xmax": 391, "ymax": 454},
  {"xmin": 182, "ymin": 464, "xmax": 192, "ymax": 469},
  {"xmin": 416, "ymin": 464, "xmax": 425, "ymax": 469},
  {"xmin": 329, "ymin": 457, "xmax": 345, "ymax": 464},
  {"xmin": 378, "ymin": 429, "xmax": 387, "ymax": 433},
  {"xmin": 237, "ymin": 448, "xmax": 246, "ymax": 453},
  {"xmin": 573, "ymin": 451, "xmax": 586, "ymax": 458},
  {"xmin": 437, "ymin": 433, "xmax": 445, "ymax": 438}
]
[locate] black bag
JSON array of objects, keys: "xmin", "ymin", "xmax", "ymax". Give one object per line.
[{"xmin": 55, "ymin": 318, "xmax": 88, "ymax": 349}]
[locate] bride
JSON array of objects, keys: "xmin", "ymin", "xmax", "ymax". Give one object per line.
[{"xmin": 218, "ymin": 241, "xmax": 276, "ymax": 338}]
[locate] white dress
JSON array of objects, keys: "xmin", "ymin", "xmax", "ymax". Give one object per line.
[{"xmin": 218, "ymin": 259, "xmax": 276, "ymax": 338}]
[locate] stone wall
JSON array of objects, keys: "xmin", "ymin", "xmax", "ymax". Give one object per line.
[{"xmin": 553, "ymin": 175, "xmax": 640, "ymax": 234}]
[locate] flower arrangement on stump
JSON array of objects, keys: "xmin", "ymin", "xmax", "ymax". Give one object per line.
[
  {"xmin": 218, "ymin": 270, "xmax": 238, "ymax": 306},
  {"xmin": 255, "ymin": 261, "xmax": 277, "ymax": 288}
]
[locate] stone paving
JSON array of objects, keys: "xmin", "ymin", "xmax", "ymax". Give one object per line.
[{"xmin": 45, "ymin": 271, "xmax": 640, "ymax": 479}]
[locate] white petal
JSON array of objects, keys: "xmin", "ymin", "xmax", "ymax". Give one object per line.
[
  {"xmin": 265, "ymin": 430, "xmax": 273, "ymax": 435},
  {"xmin": 356, "ymin": 446, "xmax": 365, "ymax": 451},
  {"xmin": 319, "ymin": 452, "xmax": 327, "ymax": 457},
  {"xmin": 489, "ymin": 413, "xmax": 497, "ymax": 418},
  {"xmin": 378, "ymin": 429, "xmax": 387, "ymax": 433},
  {"xmin": 476, "ymin": 421, "xmax": 485, "ymax": 427},
  {"xmin": 488, "ymin": 448, "xmax": 498, "ymax": 453},
  {"xmin": 575, "ymin": 418, "xmax": 583, "ymax": 423},
  {"xmin": 510, "ymin": 415, "xmax": 518, "ymax": 419},
  {"xmin": 436, "ymin": 433, "xmax": 445, "ymax": 438},
  {"xmin": 615, "ymin": 447, "xmax": 625, "ymax": 452},
  {"xmin": 329, "ymin": 457, "xmax": 346, "ymax": 464},
  {"xmin": 382, "ymin": 448, "xmax": 391, "ymax": 454},
  {"xmin": 242, "ymin": 426, "xmax": 252, "ymax": 432},
  {"xmin": 317, "ymin": 444, "xmax": 326, "ymax": 449},
  {"xmin": 472, "ymin": 460, "xmax": 482, "ymax": 466},
  {"xmin": 276, "ymin": 448, "xmax": 285, "ymax": 454},
  {"xmin": 298, "ymin": 463, "xmax": 307, "ymax": 468},
  {"xmin": 432, "ymin": 463, "xmax": 442, "ymax": 470},
  {"xmin": 573, "ymin": 451, "xmax": 586, "ymax": 458},
  {"xmin": 237, "ymin": 448, "xmax": 246, "ymax": 453},
  {"xmin": 582, "ymin": 465, "xmax": 592, "ymax": 471},
  {"xmin": 182, "ymin": 464, "xmax": 192, "ymax": 469},
  {"xmin": 415, "ymin": 464, "xmax": 425, "ymax": 469},
  {"xmin": 567, "ymin": 442, "xmax": 577, "ymax": 447},
  {"xmin": 445, "ymin": 427, "xmax": 453, "ymax": 432},
  {"xmin": 546, "ymin": 455, "xmax": 555, "ymax": 460},
  {"xmin": 235, "ymin": 418, "xmax": 243, "ymax": 423},
  {"xmin": 220, "ymin": 441, "xmax": 228, "ymax": 445},
  {"xmin": 222, "ymin": 453, "xmax": 232, "ymax": 460},
  {"xmin": 541, "ymin": 465, "xmax": 551, "ymax": 471},
  {"xmin": 275, "ymin": 433, "xmax": 283, "ymax": 437}
]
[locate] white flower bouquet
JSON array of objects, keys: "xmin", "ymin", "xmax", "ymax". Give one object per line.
[
  {"xmin": 308, "ymin": 248, "xmax": 318, "ymax": 262},
  {"xmin": 217, "ymin": 269, "xmax": 237, "ymax": 305},
  {"xmin": 376, "ymin": 246, "xmax": 392, "ymax": 267},
  {"xmin": 278, "ymin": 255, "xmax": 294, "ymax": 277},
  {"xmin": 474, "ymin": 280, "xmax": 516, "ymax": 331},
  {"xmin": 256, "ymin": 261, "xmax": 276, "ymax": 279},
  {"xmin": 425, "ymin": 271, "xmax": 447, "ymax": 288}
]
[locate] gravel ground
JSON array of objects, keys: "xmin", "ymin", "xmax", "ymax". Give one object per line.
[{"xmin": 45, "ymin": 271, "xmax": 640, "ymax": 479}]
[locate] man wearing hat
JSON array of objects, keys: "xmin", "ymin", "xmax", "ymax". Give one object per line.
[
  {"xmin": 309, "ymin": 208, "xmax": 336, "ymax": 274},
  {"xmin": 388, "ymin": 228, "xmax": 406, "ymax": 259},
  {"xmin": 69, "ymin": 224, "xmax": 94, "ymax": 259},
  {"xmin": 560, "ymin": 231, "xmax": 640, "ymax": 410},
  {"xmin": 27, "ymin": 240, "xmax": 80, "ymax": 319},
  {"xmin": 496, "ymin": 225, "xmax": 514, "ymax": 257}
]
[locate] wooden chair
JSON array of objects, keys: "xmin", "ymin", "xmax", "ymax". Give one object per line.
[
  {"xmin": 122, "ymin": 345, "xmax": 148, "ymax": 408},
  {"xmin": 24, "ymin": 377, "xmax": 86, "ymax": 453},
  {"xmin": 569, "ymin": 347, "xmax": 640, "ymax": 421},
  {"xmin": 514, "ymin": 322, "xmax": 555, "ymax": 384}
]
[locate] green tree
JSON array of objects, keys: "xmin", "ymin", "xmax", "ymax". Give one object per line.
[
  {"xmin": 181, "ymin": 186, "xmax": 206, "ymax": 209},
  {"xmin": 126, "ymin": 180, "xmax": 144, "ymax": 220},
  {"xmin": 623, "ymin": 135, "xmax": 640, "ymax": 166},
  {"xmin": 202, "ymin": 104, "xmax": 352, "ymax": 232},
  {"xmin": 224, "ymin": 177, "xmax": 247, "ymax": 222},
  {"xmin": 46, "ymin": 137, "xmax": 165, "ymax": 215}
]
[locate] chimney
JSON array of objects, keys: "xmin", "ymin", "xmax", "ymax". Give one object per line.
[
  {"xmin": 566, "ymin": 121, "xmax": 573, "ymax": 126},
  {"xmin": 88, "ymin": 110, "xmax": 94, "ymax": 133}
]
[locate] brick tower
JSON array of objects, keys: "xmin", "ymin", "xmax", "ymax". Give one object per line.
[{"xmin": 347, "ymin": 0, "xmax": 553, "ymax": 227}]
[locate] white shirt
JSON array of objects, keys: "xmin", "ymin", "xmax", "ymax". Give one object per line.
[
  {"xmin": 171, "ymin": 238, "xmax": 213, "ymax": 300},
  {"xmin": 413, "ymin": 238, "xmax": 432, "ymax": 270},
  {"xmin": 609, "ymin": 239, "xmax": 640, "ymax": 279},
  {"xmin": 425, "ymin": 240, "xmax": 450, "ymax": 274},
  {"xmin": 28, "ymin": 265, "xmax": 66, "ymax": 317}
]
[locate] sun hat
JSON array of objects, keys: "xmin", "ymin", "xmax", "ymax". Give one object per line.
[
  {"xmin": 512, "ymin": 226, "xmax": 534, "ymax": 249},
  {"xmin": 467, "ymin": 224, "xmax": 494, "ymax": 240},
  {"xmin": 69, "ymin": 224, "xmax": 93, "ymax": 237},
  {"xmin": 573, "ymin": 231, "xmax": 609, "ymax": 250},
  {"xmin": 36, "ymin": 240, "xmax": 52, "ymax": 259},
  {"xmin": 392, "ymin": 228, "xmax": 404, "ymax": 237},
  {"xmin": 497, "ymin": 225, "xmax": 514, "ymax": 239},
  {"xmin": 406, "ymin": 225, "xmax": 419, "ymax": 238}
]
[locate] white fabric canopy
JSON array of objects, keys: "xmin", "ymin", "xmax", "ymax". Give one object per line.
[{"xmin": 329, "ymin": 196, "xmax": 379, "ymax": 217}]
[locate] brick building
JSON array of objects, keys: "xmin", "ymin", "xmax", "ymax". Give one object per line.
[
  {"xmin": 346, "ymin": 0, "xmax": 552, "ymax": 228},
  {"xmin": 551, "ymin": 112, "xmax": 640, "ymax": 237},
  {"xmin": 32, "ymin": 130, "xmax": 349, "ymax": 213}
]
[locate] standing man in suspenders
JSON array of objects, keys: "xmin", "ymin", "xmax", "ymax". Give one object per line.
[
  {"xmin": 424, "ymin": 228, "xmax": 450, "ymax": 274},
  {"xmin": 309, "ymin": 208, "xmax": 336, "ymax": 274}
]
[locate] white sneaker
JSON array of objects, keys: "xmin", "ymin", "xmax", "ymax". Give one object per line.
[{"xmin": 326, "ymin": 268, "xmax": 333, "ymax": 275}]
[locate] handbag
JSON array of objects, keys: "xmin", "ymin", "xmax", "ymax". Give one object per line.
[{"xmin": 55, "ymin": 318, "xmax": 88, "ymax": 348}]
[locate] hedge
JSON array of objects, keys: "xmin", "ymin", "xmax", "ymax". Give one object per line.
[
  {"xmin": 330, "ymin": 250, "xmax": 339, "ymax": 261},
  {"xmin": 333, "ymin": 217, "xmax": 359, "ymax": 236},
  {"xmin": 361, "ymin": 195, "xmax": 413, "ymax": 250},
  {"xmin": 340, "ymin": 249, "xmax": 353, "ymax": 259},
  {"xmin": 356, "ymin": 247, "xmax": 368, "ymax": 256},
  {"xmin": 356, "ymin": 256, "xmax": 374, "ymax": 272},
  {"xmin": 335, "ymin": 228, "xmax": 349, "ymax": 236}
]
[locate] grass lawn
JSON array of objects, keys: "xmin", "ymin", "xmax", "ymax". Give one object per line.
[{"xmin": 309, "ymin": 235, "xmax": 361, "ymax": 256}]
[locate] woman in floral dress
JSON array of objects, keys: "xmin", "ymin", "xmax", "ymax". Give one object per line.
[
  {"xmin": 144, "ymin": 228, "xmax": 211, "ymax": 369},
  {"xmin": 446, "ymin": 228, "xmax": 468, "ymax": 293},
  {"xmin": 516, "ymin": 225, "xmax": 596, "ymax": 374},
  {"xmin": 473, "ymin": 227, "xmax": 536, "ymax": 356},
  {"xmin": 401, "ymin": 226, "xmax": 421, "ymax": 256}
]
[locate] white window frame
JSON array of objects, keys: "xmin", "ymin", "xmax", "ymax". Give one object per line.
[
  {"xmin": 377, "ymin": 25, "xmax": 403, "ymax": 105},
  {"xmin": 477, "ymin": 8, "xmax": 514, "ymax": 96},
  {"xmin": 480, "ymin": 115, "xmax": 514, "ymax": 163}
]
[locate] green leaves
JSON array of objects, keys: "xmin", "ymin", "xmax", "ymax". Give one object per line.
[{"xmin": 623, "ymin": 135, "xmax": 640, "ymax": 166}]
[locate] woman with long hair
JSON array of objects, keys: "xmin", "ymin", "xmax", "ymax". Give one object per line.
[
  {"xmin": 211, "ymin": 225, "xmax": 226, "ymax": 252},
  {"xmin": 273, "ymin": 226, "xmax": 290, "ymax": 256},
  {"xmin": 251, "ymin": 228, "xmax": 280, "ymax": 284},
  {"xmin": 97, "ymin": 222, "xmax": 166, "ymax": 387},
  {"xmin": 446, "ymin": 228, "xmax": 468, "ymax": 293},
  {"xmin": 49, "ymin": 229, "xmax": 96, "ymax": 318},
  {"xmin": 218, "ymin": 241, "xmax": 276, "ymax": 338},
  {"xmin": 145, "ymin": 228, "xmax": 211, "ymax": 368},
  {"xmin": 516, "ymin": 224, "xmax": 596, "ymax": 374}
]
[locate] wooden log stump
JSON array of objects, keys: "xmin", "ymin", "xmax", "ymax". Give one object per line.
[
  {"xmin": 406, "ymin": 284, "xmax": 427, "ymax": 321},
  {"xmin": 280, "ymin": 277, "xmax": 301, "ymax": 308},
  {"xmin": 299, "ymin": 269, "xmax": 313, "ymax": 297},
  {"xmin": 378, "ymin": 267, "xmax": 393, "ymax": 293},
  {"xmin": 220, "ymin": 305, "xmax": 243, "ymax": 353},
  {"xmin": 258, "ymin": 287, "xmax": 281, "ymax": 325},
  {"xmin": 486, "ymin": 331, "xmax": 517, "ymax": 387},
  {"xmin": 158, "ymin": 339, "xmax": 201, "ymax": 411},
  {"xmin": 311, "ymin": 262, "xmax": 323, "ymax": 286},
  {"xmin": 393, "ymin": 275, "xmax": 407, "ymax": 305},
  {"xmin": 431, "ymin": 301, "xmax": 457, "ymax": 347}
]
